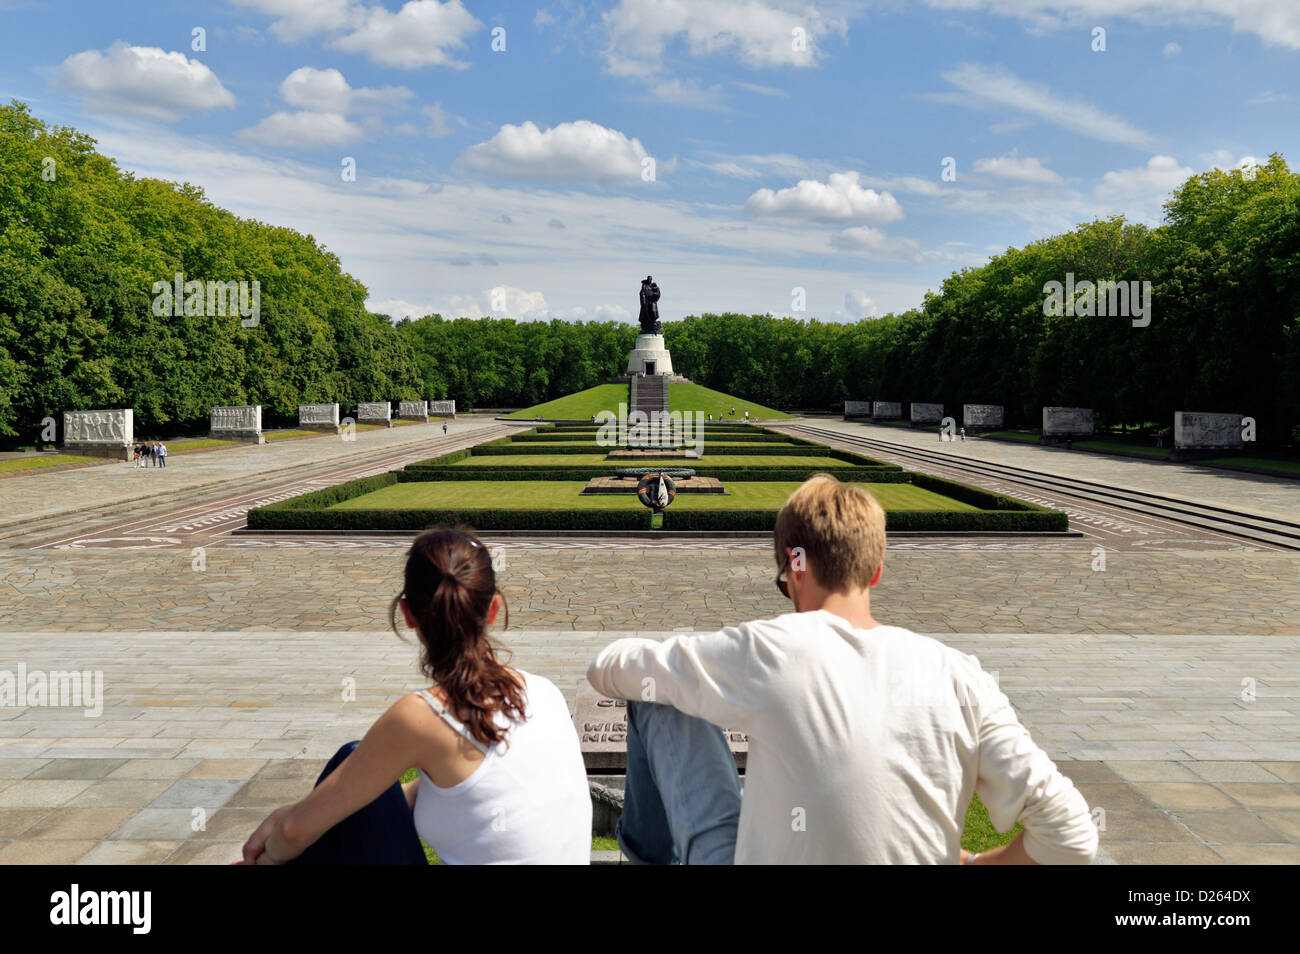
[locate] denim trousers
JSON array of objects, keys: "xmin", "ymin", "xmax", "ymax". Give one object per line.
[{"xmin": 616, "ymin": 701, "xmax": 743, "ymax": 865}]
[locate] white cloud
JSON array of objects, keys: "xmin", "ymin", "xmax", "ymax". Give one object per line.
[
  {"xmin": 231, "ymin": 0, "xmax": 360, "ymax": 42},
  {"xmin": 645, "ymin": 78, "xmax": 730, "ymax": 110},
  {"xmin": 534, "ymin": 9, "xmax": 557, "ymax": 27},
  {"xmin": 238, "ymin": 110, "xmax": 366, "ymax": 147},
  {"xmin": 367, "ymin": 297, "xmax": 435, "ymax": 321},
  {"xmin": 843, "ymin": 290, "xmax": 880, "ymax": 319},
  {"xmin": 458, "ymin": 120, "xmax": 652, "ymax": 183},
  {"xmin": 746, "ymin": 171, "xmax": 903, "ymax": 224},
  {"xmin": 1246, "ymin": 89, "xmax": 1289, "ymax": 105},
  {"xmin": 279, "ymin": 66, "xmax": 411, "ymax": 113},
  {"xmin": 917, "ymin": 1, "xmax": 1300, "ymax": 52},
  {"xmin": 423, "ymin": 102, "xmax": 463, "ymax": 137},
  {"xmin": 443, "ymin": 286, "xmax": 551, "ymax": 320},
  {"xmin": 331, "ymin": 0, "xmax": 482, "ymax": 69},
  {"xmin": 830, "ymin": 226, "xmax": 923, "ymax": 260},
  {"xmin": 53, "ymin": 42, "xmax": 235, "ymax": 121},
  {"xmin": 972, "ymin": 153, "xmax": 1064, "ymax": 184},
  {"xmin": 938, "ymin": 63, "xmax": 1154, "ymax": 149},
  {"xmin": 601, "ymin": 0, "xmax": 846, "ymax": 77},
  {"xmin": 1094, "ymin": 155, "xmax": 1193, "ymax": 200},
  {"xmin": 1163, "ymin": 41, "xmax": 1182, "ymax": 56},
  {"xmin": 733, "ymin": 80, "xmax": 788, "ymax": 97}
]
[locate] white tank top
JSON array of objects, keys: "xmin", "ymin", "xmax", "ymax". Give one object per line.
[{"xmin": 413, "ymin": 671, "xmax": 591, "ymax": 864}]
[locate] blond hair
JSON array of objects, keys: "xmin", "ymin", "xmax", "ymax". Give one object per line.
[{"xmin": 774, "ymin": 474, "xmax": 886, "ymax": 592}]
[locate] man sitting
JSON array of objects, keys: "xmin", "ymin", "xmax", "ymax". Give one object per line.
[{"xmin": 587, "ymin": 474, "xmax": 1098, "ymax": 865}]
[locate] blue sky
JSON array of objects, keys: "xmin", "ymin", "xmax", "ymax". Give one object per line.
[{"xmin": 2, "ymin": 0, "xmax": 1297, "ymax": 323}]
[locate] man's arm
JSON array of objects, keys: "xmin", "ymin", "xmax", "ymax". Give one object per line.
[
  {"xmin": 970, "ymin": 667, "xmax": 1099, "ymax": 865},
  {"xmin": 587, "ymin": 627, "xmax": 765, "ymax": 730}
]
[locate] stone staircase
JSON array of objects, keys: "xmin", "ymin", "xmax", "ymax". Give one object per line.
[{"xmin": 630, "ymin": 374, "xmax": 669, "ymax": 418}]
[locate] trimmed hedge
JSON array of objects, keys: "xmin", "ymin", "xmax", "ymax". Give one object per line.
[
  {"xmin": 909, "ymin": 472, "xmax": 1048, "ymax": 512},
  {"xmin": 660, "ymin": 506, "xmax": 1068, "ymax": 532},
  {"xmin": 250, "ymin": 506, "xmax": 654, "ymax": 532},
  {"xmin": 399, "ymin": 465, "xmax": 911, "ymax": 482}
]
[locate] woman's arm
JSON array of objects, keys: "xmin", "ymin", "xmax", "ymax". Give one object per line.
[{"xmin": 243, "ymin": 695, "xmax": 431, "ymax": 864}]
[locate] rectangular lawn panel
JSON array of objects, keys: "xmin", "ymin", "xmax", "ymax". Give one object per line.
[
  {"xmin": 451, "ymin": 454, "xmax": 856, "ymax": 467},
  {"xmin": 329, "ymin": 481, "xmax": 977, "ymax": 512}
]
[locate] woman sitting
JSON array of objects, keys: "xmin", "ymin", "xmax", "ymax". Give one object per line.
[{"xmin": 243, "ymin": 527, "xmax": 592, "ymax": 864}]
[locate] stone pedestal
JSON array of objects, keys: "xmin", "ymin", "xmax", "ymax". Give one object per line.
[
  {"xmin": 396, "ymin": 401, "xmax": 428, "ymax": 421},
  {"xmin": 64, "ymin": 409, "xmax": 133, "ymax": 460},
  {"xmin": 1172, "ymin": 411, "xmax": 1245, "ymax": 460},
  {"xmin": 910, "ymin": 403, "xmax": 944, "ymax": 426},
  {"xmin": 299, "ymin": 403, "xmax": 341, "ymax": 433},
  {"xmin": 625, "ymin": 334, "xmax": 674, "ymax": 376},
  {"xmin": 210, "ymin": 405, "xmax": 265, "ymax": 443},
  {"xmin": 1042, "ymin": 406, "xmax": 1094, "ymax": 443},
  {"xmin": 357, "ymin": 402, "xmax": 392, "ymax": 428}
]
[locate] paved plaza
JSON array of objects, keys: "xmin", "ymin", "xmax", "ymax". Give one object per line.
[{"xmin": 0, "ymin": 417, "xmax": 1296, "ymax": 863}]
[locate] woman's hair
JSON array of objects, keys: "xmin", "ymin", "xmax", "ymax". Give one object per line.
[{"xmin": 389, "ymin": 527, "xmax": 524, "ymax": 747}]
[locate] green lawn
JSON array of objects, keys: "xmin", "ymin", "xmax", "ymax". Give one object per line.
[
  {"xmin": 982, "ymin": 430, "xmax": 1041, "ymax": 444},
  {"xmin": 0, "ymin": 454, "xmax": 103, "ymax": 473},
  {"xmin": 505, "ymin": 381, "xmax": 792, "ymax": 421},
  {"xmin": 1072, "ymin": 439, "xmax": 1170, "ymax": 459},
  {"xmin": 330, "ymin": 480, "xmax": 976, "ymax": 512},
  {"xmin": 1202, "ymin": 456, "xmax": 1300, "ymax": 477},
  {"xmin": 266, "ymin": 429, "xmax": 324, "ymax": 441},
  {"xmin": 166, "ymin": 438, "xmax": 240, "ymax": 453},
  {"xmin": 668, "ymin": 382, "xmax": 791, "ymax": 420},
  {"xmin": 452, "ymin": 453, "xmax": 856, "ymax": 468},
  {"xmin": 504, "ymin": 384, "xmax": 629, "ymax": 420}
]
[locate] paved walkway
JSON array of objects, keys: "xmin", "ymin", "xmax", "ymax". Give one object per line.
[
  {"xmin": 801, "ymin": 418, "xmax": 1299, "ymax": 522},
  {"xmin": 1, "ymin": 545, "xmax": 1294, "ymax": 634},
  {"xmin": 0, "ymin": 416, "xmax": 505, "ymax": 532},
  {"xmin": 0, "ymin": 411, "xmax": 1296, "ymax": 864},
  {"xmin": 0, "ymin": 629, "xmax": 1296, "ymax": 864}
]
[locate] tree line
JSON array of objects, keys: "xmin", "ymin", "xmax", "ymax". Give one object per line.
[{"xmin": 2, "ymin": 101, "xmax": 1295, "ymax": 445}]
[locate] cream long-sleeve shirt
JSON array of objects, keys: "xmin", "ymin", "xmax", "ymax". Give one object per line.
[{"xmin": 587, "ymin": 609, "xmax": 1098, "ymax": 865}]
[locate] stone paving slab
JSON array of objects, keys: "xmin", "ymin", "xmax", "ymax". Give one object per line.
[
  {"xmin": 802, "ymin": 418, "xmax": 1300, "ymax": 523},
  {"xmin": 0, "ymin": 628, "xmax": 1296, "ymax": 864},
  {"xmin": 2, "ymin": 547, "xmax": 1296, "ymax": 634}
]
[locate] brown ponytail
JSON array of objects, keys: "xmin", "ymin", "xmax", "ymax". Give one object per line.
[{"xmin": 389, "ymin": 527, "xmax": 524, "ymax": 747}]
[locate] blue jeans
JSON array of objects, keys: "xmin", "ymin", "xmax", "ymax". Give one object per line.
[
  {"xmin": 287, "ymin": 741, "xmax": 428, "ymax": 865},
  {"xmin": 616, "ymin": 701, "xmax": 742, "ymax": 865}
]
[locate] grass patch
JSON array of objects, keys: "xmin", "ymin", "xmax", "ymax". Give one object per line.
[
  {"xmin": 1071, "ymin": 439, "xmax": 1170, "ymax": 459},
  {"xmin": 504, "ymin": 384, "xmax": 629, "ymax": 420},
  {"xmin": 505, "ymin": 381, "xmax": 792, "ymax": 421},
  {"xmin": 0, "ymin": 454, "xmax": 103, "ymax": 472},
  {"xmin": 1201, "ymin": 456, "xmax": 1300, "ymax": 477},
  {"xmin": 266, "ymin": 429, "xmax": 323, "ymax": 441},
  {"xmin": 667, "ymin": 381, "xmax": 791, "ymax": 420},
  {"xmin": 981, "ymin": 430, "xmax": 1041, "ymax": 443},
  {"xmin": 166, "ymin": 438, "xmax": 240, "ymax": 453},
  {"xmin": 962, "ymin": 793, "xmax": 1022, "ymax": 853},
  {"xmin": 330, "ymin": 480, "xmax": 977, "ymax": 512},
  {"xmin": 451, "ymin": 453, "xmax": 853, "ymax": 467}
]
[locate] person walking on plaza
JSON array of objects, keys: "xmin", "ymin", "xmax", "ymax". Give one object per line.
[
  {"xmin": 244, "ymin": 527, "xmax": 591, "ymax": 865},
  {"xmin": 959, "ymin": 426, "xmax": 966, "ymax": 441},
  {"xmin": 442, "ymin": 420, "xmax": 448, "ymax": 435},
  {"xmin": 587, "ymin": 475, "xmax": 1098, "ymax": 865},
  {"xmin": 158, "ymin": 442, "xmax": 167, "ymax": 468}
]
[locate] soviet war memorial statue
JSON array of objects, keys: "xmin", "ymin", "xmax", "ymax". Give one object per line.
[{"xmin": 638, "ymin": 276, "xmax": 661, "ymax": 334}]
